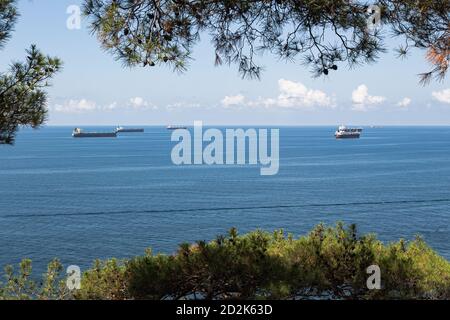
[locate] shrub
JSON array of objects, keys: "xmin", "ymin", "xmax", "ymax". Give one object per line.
[
  {"xmin": 2, "ymin": 223, "xmax": 450, "ymax": 300},
  {"xmin": 0, "ymin": 259, "xmax": 72, "ymax": 300}
]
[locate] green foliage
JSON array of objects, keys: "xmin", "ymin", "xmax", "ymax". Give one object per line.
[
  {"xmin": 0, "ymin": 0, "xmax": 17, "ymax": 49},
  {"xmin": 83, "ymin": 0, "xmax": 382, "ymax": 79},
  {"xmin": 83, "ymin": 0, "xmax": 449, "ymax": 81},
  {"xmin": 124, "ymin": 229, "xmax": 287, "ymax": 299},
  {"xmin": 0, "ymin": 45, "xmax": 62, "ymax": 144},
  {"xmin": 74, "ymin": 259, "xmax": 128, "ymax": 300},
  {"xmin": 379, "ymin": 0, "xmax": 449, "ymax": 84},
  {"xmin": 0, "ymin": 2, "xmax": 62, "ymax": 145},
  {"xmin": 74, "ymin": 223, "xmax": 450, "ymax": 300},
  {"xmin": 2, "ymin": 223, "xmax": 450, "ymax": 300},
  {"xmin": 0, "ymin": 259, "xmax": 73, "ymax": 300}
]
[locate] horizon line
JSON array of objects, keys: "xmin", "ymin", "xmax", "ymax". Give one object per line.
[{"xmin": 41, "ymin": 124, "xmax": 450, "ymax": 127}]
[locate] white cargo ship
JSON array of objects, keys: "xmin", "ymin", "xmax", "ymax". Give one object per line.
[{"xmin": 335, "ymin": 126, "xmax": 362, "ymax": 139}]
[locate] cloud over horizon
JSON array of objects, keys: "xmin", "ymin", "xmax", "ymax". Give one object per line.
[
  {"xmin": 51, "ymin": 97, "xmax": 157, "ymax": 113},
  {"xmin": 166, "ymin": 101, "xmax": 202, "ymax": 110},
  {"xmin": 221, "ymin": 94, "xmax": 246, "ymax": 108},
  {"xmin": 128, "ymin": 97, "xmax": 157, "ymax": 110},
  {"xmin": 52, "ymin": 99, "xmax": 108, "ymax": 113},
  {"xmin": 221, "ymin": 79, "xmax": 335, "ymax": 110},
  {"xmin": 432, "ymin": 89, "xmax": 450, "ymax": 104},
  {"xmin": 351, "ymin": 84, "xmax": 386, "ymax": 111},
  {"xmin": 396, "ymin": 97, "xmax": 412, "ymax": 108}
]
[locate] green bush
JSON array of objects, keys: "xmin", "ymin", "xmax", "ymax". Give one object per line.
[
  {"xmin": 0, "ymin": 259, "xmax": 72, "ymax": 300},
  {"xmin": 2, "ymin": 223, "xmax": 450, "ymax": 300},
  {"xmin": 74, "ymin": 258, "xmax": 127, "ymax": 300}
]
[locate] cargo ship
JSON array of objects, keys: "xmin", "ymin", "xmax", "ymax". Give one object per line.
[
  {"xmin": 335, "ymin": 126, "xmax": 362, "ymax": 139},
  {"xmin": 72, "ymin": 128, "xmax": 117, "ymax": 138},
  {"xmin": 167, "ymin": 125, "xmax": 187, "ymax": 130},
  {"xmin": 116, "ymin": 126, "xmax": 144, "ymax": 133}
]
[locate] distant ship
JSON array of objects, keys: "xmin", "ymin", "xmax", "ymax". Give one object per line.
[
  {"xmin": 335, "ymin": 126, "xmax": 362, "ymax": 139},
  {"xmin": 167, "ymin": 125, "xmax": 187, "ymax": 130},
  {"xmin": 72, "ymin": 128, "xmax": 117, "ymax": 138},
  {"xmin": 116, "ymin": 126, "xmax": 144, "ymax": 133}
]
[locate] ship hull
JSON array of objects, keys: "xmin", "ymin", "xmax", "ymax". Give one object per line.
[
  {"xmin": 117, "ymin": 129, "xmax": 144, "ymax": 133},
  {"xmin": 73, "ymin": 133, "xmax": 117, "ymax": 138},
  {"xmin": 335, "ymin": 134, "xmax": 360, "ymax": 139}
]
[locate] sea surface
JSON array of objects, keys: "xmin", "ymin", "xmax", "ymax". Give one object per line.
[{"xmin": 1, "ymin": 126, "xmax": 450, "ymax": 273}]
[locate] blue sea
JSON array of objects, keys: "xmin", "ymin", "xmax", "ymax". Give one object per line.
[{"xmin": 1, "ymin": 126, "xmax": 450, "ymax": 273}]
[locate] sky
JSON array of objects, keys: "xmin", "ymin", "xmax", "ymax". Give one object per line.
[{"xmin": 1, "ymin": 0, "xmax": 449, "ymax": 126}]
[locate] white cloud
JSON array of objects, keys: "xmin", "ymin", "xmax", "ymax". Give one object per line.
[
  {"xmin": 53, "ymin": 99, "xmax": 99, "ymax": 113},
  {"xmin": 52, "ymin": 99, "xmax": 120, "ymax": 113},
  {"xmin": 221, "ymin": 94, "xmax": 246, "ymax": 108},
  {"xmin": 128, "ymin": 97, "xmax": 156, "ymax": 110},
  {"xmin": 432, "ymin": 89, "xmax": 450, "ymax": 104},
  {"xmin": 167, "ymin": 101, "xmax": 202, "ymax": 110},
  {"xmin": 274, "ymin": 79, "xmax": 334, "ymax": 108},
  {"xmin": 396, "ymin": 97, "xmax": 412, "ymax": 108},
  {"xmin": 104, "ymin": 102, "xmax": 118, "ymax": 110},
  {"xmin": 221, "ymin": 79, "xmax": 335, "ymax": 110},
  {"xmin": 351, "ymin": 84, "xmax": 386, "ymax": 111},
  {"xmin": 52, "ymin": 97, "xmax": 158, "ymax": 113}
]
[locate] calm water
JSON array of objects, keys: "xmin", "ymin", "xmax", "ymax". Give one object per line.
[{"xmin": 1, "ymin": 126, "xmax": 450, "ymax": 272}]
